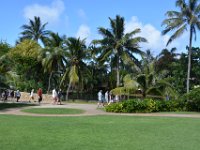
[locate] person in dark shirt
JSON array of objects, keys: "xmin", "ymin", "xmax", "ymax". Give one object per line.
[{"xmin": 37, "ymin": 88, "xmax": 43, "ymax": 104}]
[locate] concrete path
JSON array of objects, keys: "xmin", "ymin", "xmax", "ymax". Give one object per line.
[{"xmin": 1, "ymin": 103, "xmax": 200, "ymax": 118}]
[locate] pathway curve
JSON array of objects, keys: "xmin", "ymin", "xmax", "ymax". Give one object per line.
[{"xmin": 1, "ymin": 103, "xmax": 200, "ymax": 118}]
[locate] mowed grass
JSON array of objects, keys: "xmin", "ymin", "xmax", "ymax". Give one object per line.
[
  {"xmin": 0, "ymin": 115, "xmax": 200, "ymax": 150},
  {"xmin": 157, "ymin": 111, "xmax": 200, "ymax": 114},
  {"xmin": 21, "ymin": 108, "xmax": 85, "ymax": 114}
]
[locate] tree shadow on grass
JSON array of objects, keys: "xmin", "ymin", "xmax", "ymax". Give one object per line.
[{"xmin": 0, "ymin": 102, "xmax": 37, "ymax": 111}]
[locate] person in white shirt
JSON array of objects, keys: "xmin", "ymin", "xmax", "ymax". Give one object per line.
[
  {"xmin": 29, "ymin": 89, "xmax": 34, "ymax": 102},
  {"xmin": 105, "ymin": 91, "xmax": 109, "ymax": 104},
  {"xmin": 52, "ymin": 89, "xmax": 58, "ymax": 104},
  {"xmin": 97, "ymin": 90, "xmax": 103, "ymax": 107}
]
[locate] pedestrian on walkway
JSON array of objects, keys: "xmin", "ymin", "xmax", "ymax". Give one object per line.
[
  {"xmin": 52, "ymin": 88, "xmax": 58, "ymax": 104},
  {"xmin": 97, "ymin": 90, "xmax": 103, "ymax": 107},
  {"xmin": 37, "ymin": 88, "xmax": 43, "ymax": 104},
  {"xmin": 29, "ymin": 89, "xmax": 34, "ymax": 102},
  {"xmin": 15, "ymin": 90, "xmax": 21, "ymax": 102}
]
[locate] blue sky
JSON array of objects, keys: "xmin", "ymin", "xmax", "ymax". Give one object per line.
[{"xmin": 0, "ymin": 0, "xmax": 195, "ymax": 55}]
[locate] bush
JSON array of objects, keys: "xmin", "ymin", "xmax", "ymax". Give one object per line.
[
  {"xmin": 182, "ymin": 87, "xmax": 200, "ymax": 111},
  {"xmin": 105, "ymin": 98, "xmax": 185, "ymax": 113},
  {"xmin": 155, "ymin": 100, "xmax": 182, "ymax": 112},
  {"xmin": 106, "ymin": 99, "xmax": 157, "ymax": 113}
]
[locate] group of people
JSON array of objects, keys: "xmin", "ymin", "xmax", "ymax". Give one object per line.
[
  {"xmin": 0, "ymin": 89, "xmax": 21, "ymax": 102},
  {"xmin": 97, "ymin": 90, "xmax": 118, "ymax": 107},
  {"xmin": 29, "ymin": 88, "xmax": 43, "ymax": 103},
  {"xmin": 52, "ymin": 88, "xmax": 62, "ymax": 105},
  {"xmin": 29, "ymin": 88, "xmax": 62, "ymax": 104}
]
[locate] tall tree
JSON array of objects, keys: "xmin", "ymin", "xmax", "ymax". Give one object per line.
[
  {"xmin": 156, "ymin": 48, "xmax": 178, "ymax": 76},
  {"xmin": 39, "ymin": 33, "xmax": 66, "ymax": 93},
  {"xmin": 0, "ymin": 41, "xmax": 12, "ymax": 88},
  {"xmin": 162, "ymin": 0, "xmax": 200, "ymax": 93},
  {"xmin": 95, "ymin": 15, "xmax": 147, "ymax": 87},
  {"xmin": 20, "ymin": 16, "xmax": 49, "ymax": 43},
  {"xmin": 61, "ymin": 37, "xmax": 88, "ymax": 100}
]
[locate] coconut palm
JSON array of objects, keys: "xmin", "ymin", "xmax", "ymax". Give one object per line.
[
  {"xmin": 20, "ymin": 16, "xmax": 49, "ymax": 44},
  {"xmin": 156, "ymin": 48, "xmax": 178, "ymax": 76},
  {"xmin": 162, "ymin": 0, "xmax": 200, "ymax": 93},
  {"xmin": 121, "ymin": 60, "xmax": 177, "ymax": 99},
  {"xmin": 94, "ymin": 15, "xmax": 147, "ymax": 87},
  {"xmin": 39, "ymin": 32, "xmax": 66, "ymax": 93},
  {"xmin": 60, "ymin": 37, "xmax": 88, "ymax": 100}
]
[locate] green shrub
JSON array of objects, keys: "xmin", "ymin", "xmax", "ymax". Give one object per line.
[
  {"xmin": 106, "ymin": 99, "xmax": 157, "ymax": 113},
  {"xmin": 182, "ymin": 87, "xmax": 200, "ymax": 111},
  {"xmin": 155, "ymin": 100, "xmax": 180, "ymax": 112},
  {"xmin": 105, "ymin": 99, "xmax": 185, "ymax": 113}
]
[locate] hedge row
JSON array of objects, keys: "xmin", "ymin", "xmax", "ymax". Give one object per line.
[
  {"xmin": 105, "ymin": 87, "xmax": 200, "ymax": 113},
  {"xmin": 105, "ymin": 99, "xmax": 185, "ymax": 113}
]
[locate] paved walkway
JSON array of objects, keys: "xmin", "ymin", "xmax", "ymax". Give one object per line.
[{"xmin": 1, "ymin": 103, "xmax": 200, "ymax": 118}]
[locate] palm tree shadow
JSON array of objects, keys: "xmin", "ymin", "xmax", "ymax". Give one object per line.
[{"xmin": 0, "ymin": 102, "xmax": 37, "ymax": 111}]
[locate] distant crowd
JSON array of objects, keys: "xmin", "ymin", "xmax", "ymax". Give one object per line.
[{"xmin": 97, "ymin": 90, "xmax": 119, "ymax": 107}]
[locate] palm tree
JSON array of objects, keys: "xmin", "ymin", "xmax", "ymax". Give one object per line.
[
  {"xmin": 156, "ymin": 48, "xmax": 178, "ymax": 75},
  {"xmin": 61, "ymin": 37, "xmax": 88, "ymax": 100},
  {"xmin": 162, "ymin": 0, "xmax": 200, "ymax": 93},
  {"xmin": 94, "ymin": 15, "xmax": 147, "ymax": 87},
  {"xmin": 20, "ymin": 16, "xmax": 49, "ymax": 44},
  {"xmin": 121, "ymin": 60, "xmax": 177, "ymax": 99},
  {"xmin": 39, "ymin": 32, "xmax": 66, "ymax": 93}
]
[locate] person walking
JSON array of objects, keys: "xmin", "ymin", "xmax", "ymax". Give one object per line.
[
  {"xmin": 15, "ymin": 90, "xmax": 21, "ymax": 102},
  {"xmin": 105, "ymin": 91, "xmax": 109, "ymax": 104},
  {"xmin": 52, "ymin": 88, "xmax": 58, "ymax": 104},
  {"xmin": 97, "ymin": 90, "xmax": 103, "ymax": 107},
  {"xmin": 29, "ymin": 89, "xmax": 34, "ymax": 102},
  {"xmin": 57, "ymin": 89, "xmax": 62, "ymax": 105},
  {"xmin": 37, "ymin": 88, "xmax": 43, "ymax": 104}
]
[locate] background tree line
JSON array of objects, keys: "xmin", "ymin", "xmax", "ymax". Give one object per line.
[{"xmin": 1, "ymin": 0, "xmax": 200, "ymax": 100}]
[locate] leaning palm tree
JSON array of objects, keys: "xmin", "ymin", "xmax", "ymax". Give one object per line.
[
  {"xmin": 20, "ymin": 16, "xmax": 49, "ymax": 44},
  {"xmin": 94, "ymin": 15, "xmax": 147, "ymax": 87},
  {"xmin": 39, "ymin": 32, "xmax": 66, "ymax": 93},
  {"xmin": 60, "ymin": 37, "xmax": 88, "ymax": 100},
  {"xmin": 162, "ymin": 0, "xmax": 200, "ymax": 94}
]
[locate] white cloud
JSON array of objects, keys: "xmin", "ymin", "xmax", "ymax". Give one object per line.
[
  {"xmin": 23, "ymin": 0, "xmax": 65, "ymax": 25},
  {"xmin": 76, "ymin": 24, "xmax": 91, "ymax": 44},
  {"xmin": 125, "ymin": 16, "xmax": 189, "ymax": 55}
]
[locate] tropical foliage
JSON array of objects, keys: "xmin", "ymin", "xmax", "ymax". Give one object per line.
[
  {"xmin": 162, "ymin": 0, "xmax": 200, "ymax": 93},
  {"xmin": 1, "ymin": 3, "xmax": 200, "ymax": 104}
]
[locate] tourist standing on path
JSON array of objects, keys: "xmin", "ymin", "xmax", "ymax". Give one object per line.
[
  {"xmin": 97, "ymin": 90, "xmax": 103, "ymax": 107},
  {"xmin": 37, "ymin": 88, "xmax": 43, "ymax": 104},
  {"xmin": 29, "ymin": 89, "xmax": 34, "ymax": 102},
  {"xmin": 105, "ymin": 91, "xmax": 109, "ymax": 104},
  {"xmin": 10, "ymin": 90, "xmax": 15, "ymax": 101},
  {"xmin": 15, "ymin": 90, "xmax": 21, "ymax": 102},
  {"xmin": 52, "ymin": 88, "xmax": 58, "ymax": 104},
  {"xmin": 57, "ymin": 89, "xmax": 62, "ymax": 105},
  {"xmin": 108, "ymin": 91, "xmax": 114, "ymax": 105}
]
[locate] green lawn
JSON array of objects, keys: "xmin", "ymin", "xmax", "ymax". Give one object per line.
[
  {"xmin": 0, "ymin": 115, "xmax": 200, "ymax": 150},
  {"xmin": 157, "ymin": 111, "xmax": 200, "ymax": 114},
  {"xmin": 21, "ymin": 108, "xmax": 85, "ymax": 114}
]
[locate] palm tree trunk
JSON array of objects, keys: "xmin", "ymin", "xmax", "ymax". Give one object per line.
[
  {"xmin": 116, "ymin": 56, "xmax": 120, "ymax": 87},
  {"xmin": 66, "ymin": 82, "xmax": 71, "ymax": 100},
  {"xmin": 186, "ymin": 27, "xmax": 193, "ymax": 94},
  {"xmin": 47, "ymin": 72, "xmax": 53, "ymax": 94}
]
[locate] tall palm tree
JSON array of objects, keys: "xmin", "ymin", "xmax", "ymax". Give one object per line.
[
  {"xmin": 39, "ymin": 32, "xmax": 66, "ymax": 93},
  {"xmin": 61, "ymin": 37, "xmax": 88, "ymax": 100},
  {"xmin": 162, "ymin": 0, "xmax": 200, "ymax": 93},
  {"xmin": 156, "ymin": 48, "xmax": 178, "ymax": 75},
  {"xmin": 94, "ymin": 15, "xmax": 147, "ymax": 87},
  {"xmin": 20, "ymin": 16, "xmax": 49, "ymax": 44}
]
